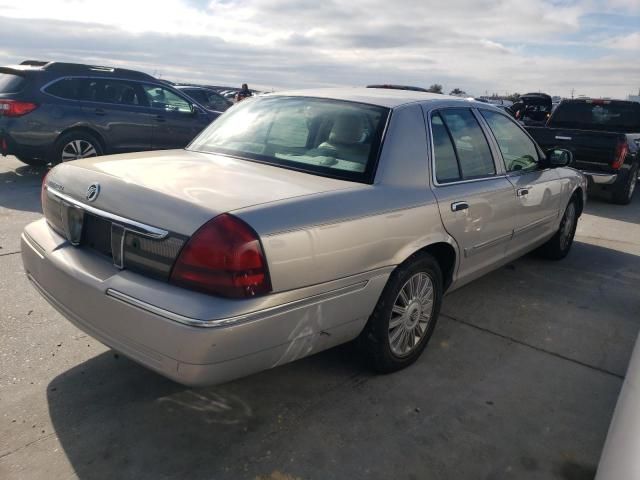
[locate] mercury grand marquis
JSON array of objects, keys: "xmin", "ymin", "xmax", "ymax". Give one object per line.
[{"xmin": 21, "ymin": 88, "xmax": 587, "ymax": 386}]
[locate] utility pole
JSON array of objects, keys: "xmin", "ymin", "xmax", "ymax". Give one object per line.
[{"xmin": 571, "ymin": 88, "xmax": 575, "ymax": 99}]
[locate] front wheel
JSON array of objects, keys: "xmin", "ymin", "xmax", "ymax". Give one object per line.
[
  {"xmin": 360, "ymin": 254, "xmax": 443, "ymax": 373},
  {"xmin": 537, "ymin": 197, "xmax": 578, "ymax": 260}
]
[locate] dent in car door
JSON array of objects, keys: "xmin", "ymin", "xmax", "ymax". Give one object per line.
[
  {"xmin": 428, "ymin": 108, "xmax": 517, "ymax": 286},
  {"xmin": 434, "ymin": 180, "xmax": 517, "ymax": 285}
]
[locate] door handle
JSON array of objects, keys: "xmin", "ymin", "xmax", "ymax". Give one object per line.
[
  {"xmin": 517, "ymin": 187, "xmax": 531, "ymax": 197},
  {"xmin": 94, "ymin": 108, "xmax": 105, "ymax": 116},
  {"xmin": 155, "ymin": 115, "xmax": 166, "ymax": 123},
  {"xmin": 451, "ymin": 201, "xmax": 469, "ymax": 212}
]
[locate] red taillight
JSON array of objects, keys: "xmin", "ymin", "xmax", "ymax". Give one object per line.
[
  {"xmin": 0, "ymin": 99, "xmax": 38, "ymax": 117},
  {"xmin": 170, "ymin": 214, "xmax": 271, "ymax": 298},
  {"xmin": 612, "ymin": 141, "xmax": 628, "ymax": 170}
]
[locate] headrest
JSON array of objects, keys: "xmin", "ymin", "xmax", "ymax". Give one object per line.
[{"xmin": 329, "ymin": 113, "xmax": 365, "ymax": 145}]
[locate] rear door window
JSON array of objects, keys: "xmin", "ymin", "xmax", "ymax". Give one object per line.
[
  {"xmin": 0, "ymin": 73, "xmax": 26, "ymax": 93},
  {"xmin": 44, "ymin": 77, "xmax": 82, "ymax": 99},
  {"xmin": 438, "ymin": 109, "xmax": 495, "ymax": 179},
  {"xmin": 431, "ymin": 113, "xmax": 461, "ymax": 183},
  {"xmin": 79, "ymin": 79, "xmax": 147, "ymax": 106}
]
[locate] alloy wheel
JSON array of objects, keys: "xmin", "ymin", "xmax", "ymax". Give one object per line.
[
  {"xmin": 61, "ymin": 140, "xmax": 98, "ymax": 162},
  {"xmin": 388, "ymin": 272, "xmax": 435, "ymax": 357}
]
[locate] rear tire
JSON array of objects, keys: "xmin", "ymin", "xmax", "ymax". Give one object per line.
[
  {"xmin": 537, "ymin": 196, "xmax": 578, "ymax": 260},
  {"xmin": 360, "ymin": 253, "xmax": 443, "ymax": 373},
  {"xmin": 611, "ymin": 164, "xmax": 637, "ymax": 205},
  {"xmin": 51, "ymin": 131, "xmax": 103, "ymax": 165}
]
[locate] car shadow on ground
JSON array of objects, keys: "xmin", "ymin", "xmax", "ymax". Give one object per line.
[
  {"xmin": 0, "ymin": 164, "xmax": 47, "ymax": 213},
  {"xmin": 46, "ymin": 343, "xmax": 371, "ymax": 480},
  {"xmin": 584, "ymin": 182, "xmax": 640, "ymax": 224},
  {"xmin": 45, "ymin": 240, "xmax": 639, "ymax": 480}
]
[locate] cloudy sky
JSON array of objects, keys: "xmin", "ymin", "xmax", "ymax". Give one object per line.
[{"xmin": 0, "ymin": 0, "xmax": 638, "ymax": 98}]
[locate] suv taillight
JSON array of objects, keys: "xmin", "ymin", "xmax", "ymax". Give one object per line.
[
  {"xmin": 170, "ymin": 214, "xmax": 271, "ymax": 298},
  {"xmin": 0, "ymin": 99, "xmax": 38, "ymax": 117},
  {"xmin": 612, "ymin": 141, "xmax": 628, "ymax": 170}
]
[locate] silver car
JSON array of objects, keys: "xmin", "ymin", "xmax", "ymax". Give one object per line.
[{"xmin": 22, "ymin": 88, "xmax": 587, "ymax": 386}]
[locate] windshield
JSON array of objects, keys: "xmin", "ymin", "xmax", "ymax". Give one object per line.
[
  {"xmin": 188, "ymin": 96, "xmax": 390, "ymax": 183},
  {"xmin": 550, "ymin": 100, "xmax": 640, "ymax": 132}
]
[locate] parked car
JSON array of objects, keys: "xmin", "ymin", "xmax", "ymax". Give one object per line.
[
  {"xmin": 509, "ymin": 93, "xmax": 553, "ymax": 127},
  {"xmin": 22, "ymin": 89, "xmax": 586, "ymax": 386},
  {"xmin": 174, "ymin": 85, "xmax": 232, "ymax": 113},
  {"xmin": 0, "ymin": 61, "xmax": 219, "ymax": 166},
  {"xmin": 527, "ymin": 98, "xmax": 640, "ymax": 204}
]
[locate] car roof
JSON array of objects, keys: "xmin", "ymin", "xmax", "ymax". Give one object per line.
[
  {"xmin": 266, "ymin": 87, "xmax": 489, "ymax": 109},
  {"xmin": 1, "ymin": 60, "xmax": 155, "ymax": 81}
]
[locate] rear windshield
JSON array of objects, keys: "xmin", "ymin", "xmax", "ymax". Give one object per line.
[
  {"xmin": 0, "ymin": 73, "xmax": 26, "ymax": 93},
  {"xmin": 550, "ymin": 101, "xmax": 640, "ymax": 132},
  {"xmin": 188, "ymin": 96, "xmax": 389, "ymax": 183}
]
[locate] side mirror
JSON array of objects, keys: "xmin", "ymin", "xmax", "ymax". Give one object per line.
[{"xmin": 547, "ymin": 148, "xmax": 572, "ymax": 167}]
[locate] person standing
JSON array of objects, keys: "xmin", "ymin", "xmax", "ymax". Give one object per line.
[{"xmin": 235, "ymin": 83, "xmax": 253, "ymax": 102}]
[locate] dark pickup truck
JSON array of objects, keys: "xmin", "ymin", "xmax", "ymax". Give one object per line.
[{"xmin": 527, "ymin": 99, "xmax": 640, "ymax": 204}]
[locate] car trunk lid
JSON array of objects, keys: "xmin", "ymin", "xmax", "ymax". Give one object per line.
[{"xmin": 46, "ymin": 149, "xmax": 358, "ymax": 235}]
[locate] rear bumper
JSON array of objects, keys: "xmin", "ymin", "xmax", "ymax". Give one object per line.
[
  {"xmin": 0, "ymin": 129, "xmax": 49, "ymax": 160},
  {"xmin": 22, "ymin": 219, "xmax": 388, "ymax": 386},
  {"xmin": 581, "ymin": 171, "xmax": 618, "ymax": 185}
]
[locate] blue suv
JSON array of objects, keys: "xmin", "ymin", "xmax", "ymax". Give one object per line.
[{"xmin": 0, "ymin": 61, "xmax": 222, "ymax": 166}]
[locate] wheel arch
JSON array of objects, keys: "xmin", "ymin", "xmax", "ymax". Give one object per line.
[
  {"xmin": 397, "ymin": 239, "xmax": 458, "ymax": 292},
  {"xmin": 53, "ymin": 126, "xmax": 107, "ymax": 157}
]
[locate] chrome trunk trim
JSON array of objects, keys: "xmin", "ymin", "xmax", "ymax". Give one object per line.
[{"xmin": 45, "ymin": 186, "xmax": 169, "ymax": 239}]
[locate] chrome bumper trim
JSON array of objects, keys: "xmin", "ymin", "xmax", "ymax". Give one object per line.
[
  {"xmin": 581, "ymin": 171, "xmax": 618, "ymax": 185},
  {"xmin": 106, "ymin": 279, "xmax": 369, "ymax": 329}
]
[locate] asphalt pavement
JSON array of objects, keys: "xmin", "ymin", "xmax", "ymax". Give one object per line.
[{"xmin": 1, "ymin": 155, "xmax": 639, "ymax": 480}]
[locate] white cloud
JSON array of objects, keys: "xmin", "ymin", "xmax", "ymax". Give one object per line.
[
  {"xmin": 606, "ymin": 31, "xmax": 640, "ymax": 50},
  {"xmin": 0, "ymin": 0, "xmax": 637, "ymax": 98}
]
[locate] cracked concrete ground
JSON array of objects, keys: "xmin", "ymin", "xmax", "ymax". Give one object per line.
[{"xmin": 1, "ymin": 156, "xmax": 638, "ymax": 480}]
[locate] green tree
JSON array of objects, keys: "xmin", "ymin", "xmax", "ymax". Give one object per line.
[
  {"xmin": 427, "ymin": 84, "xmax": 443, "ymax": 94},
  {"xmin": 449, "ymin": 88, "xmax": 466, "ymax": 96}
]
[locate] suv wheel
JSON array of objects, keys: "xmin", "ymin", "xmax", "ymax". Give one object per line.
[
  {"xmin": 611, "ymin": 164, "xmax": 638, "ymax": 205},
  {"xmin": 52, "ymin": 131, "xmax": 103, "ymax": 165},
  {"xmin": 361, "ymin": 253, "xmax": 443, "ymax": 373}
]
